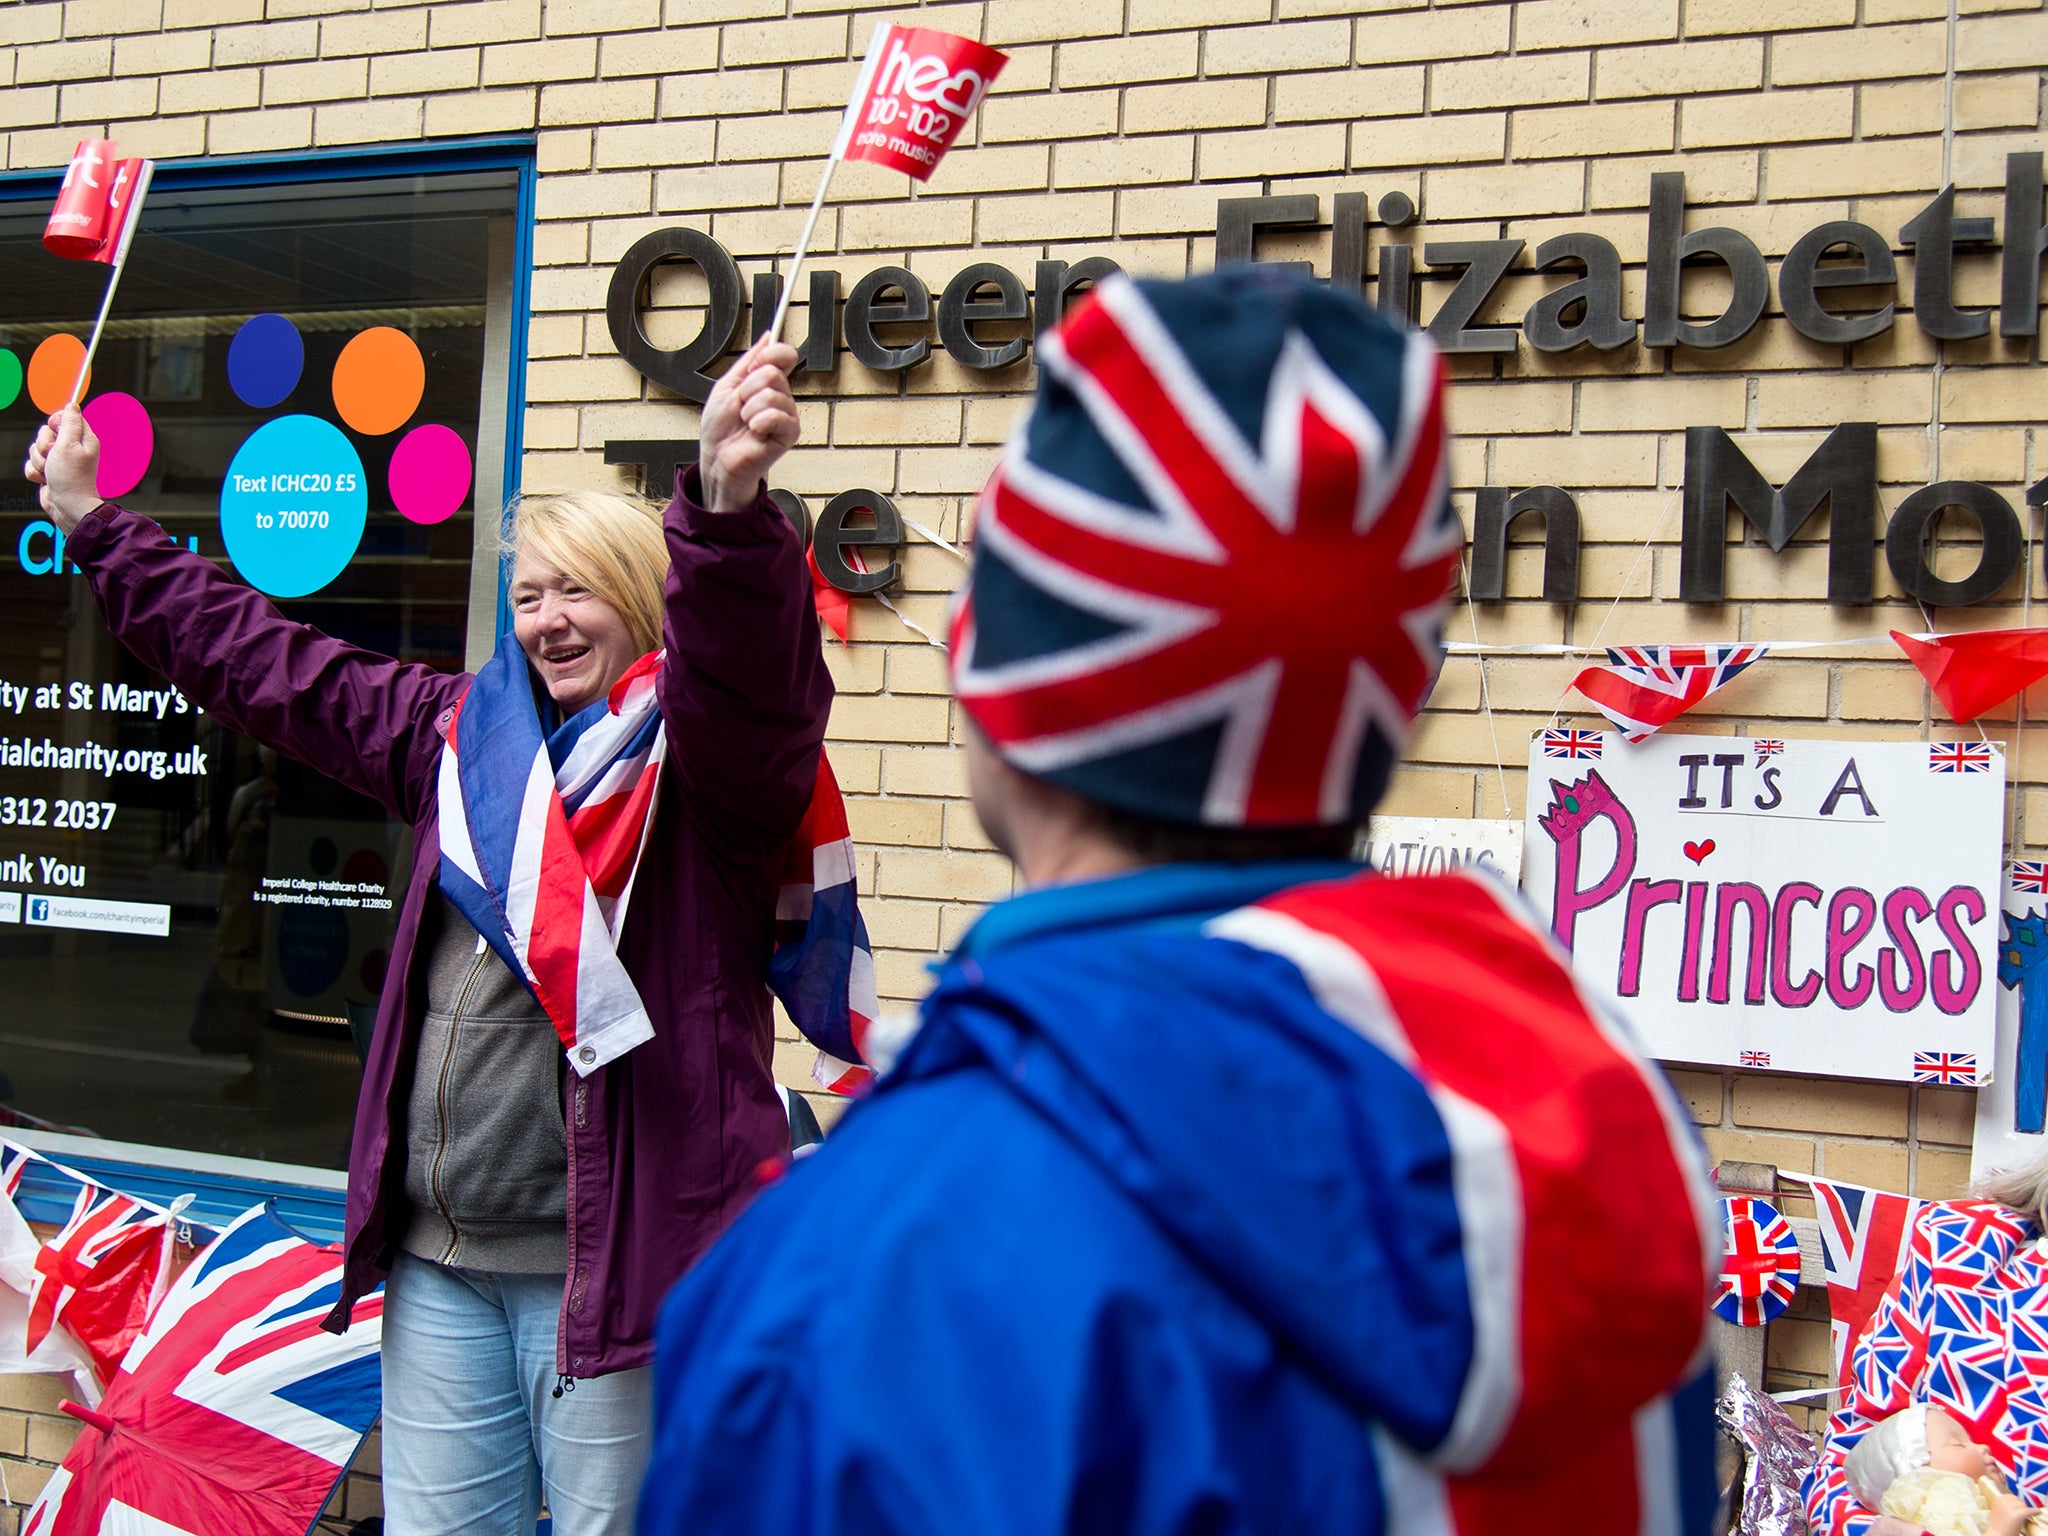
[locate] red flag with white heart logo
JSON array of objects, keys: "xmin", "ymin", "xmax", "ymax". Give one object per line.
[{"xmin": 834, "ymin": 25, "xmax": 1008, "ymax": 182}]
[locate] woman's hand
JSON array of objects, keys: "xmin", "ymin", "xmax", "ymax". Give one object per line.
[
  {"xmin": 23, "ymin": 407, "xmax": 103, "ymax": 534},
  {"xmin": 698, "ymin": 336, "xmax": 801, "ymax": 513},
  {"xmin": 1989, "ymin": 1489, "xmax": 2031, "ymax": 1536}
]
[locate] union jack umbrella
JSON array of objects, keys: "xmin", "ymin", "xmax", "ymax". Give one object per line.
[
  {"xmin": 1541, "ymin": 728, "xmax": 1605, "ymax": 760},
  {"xmin": 1913, "ymin": 1050, "xmax": 1980, "ymax": 1084},
  {"xmin": 1569, "ymin": 643, "xmax": 1770, "ymax": 743},
  {"xmin": 2013, "ymin": 860, "xmax": 2048, "ymax": 895},
  {"xmin": 951, "ymin": 269, "xmax": 1458, "ymax": 829},
  {"xmin": 1713, "ymin": 1196, "xmax": 1802, "ymax": 1328},
  {"xmin": 23, "ymin": 1204, "xmax": 383, "ymax": 1536},
  {"xmin": 1929, "ymin": 741, "xmax": 1995, "ymax": 774}
]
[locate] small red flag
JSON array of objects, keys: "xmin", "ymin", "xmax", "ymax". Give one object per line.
[
  {"xmin": 1892, "ymin": 627, "xmax": 2048, "ymax": 723},
  {"xmin": 45, "ymin": 141, "xmax": 147, "ymax": 264},
  {"xmin": 808, "ymin": 544, "xmax": 852, "ymax": 643},
  {"xmin": 834, "ymin": 25, "xmax": 1008, "ymax": 182}
]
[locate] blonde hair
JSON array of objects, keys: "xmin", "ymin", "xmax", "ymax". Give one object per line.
[
  {"xmin": 1976, "ymin": 1144, "xmax": 2048, "ymax": 1228},
  {"xmin": 502, "ymin": 490, "xmax": 669, "ymax": 656}
]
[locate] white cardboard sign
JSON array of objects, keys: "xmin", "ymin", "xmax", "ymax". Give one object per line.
[
  {"xmin": 1360, "ymin": 816, "xmax": 1525, "ymax": 883},
  {"xmin": 1520, "ymin": 731, "xmax": 2003, "ymax": 1084}
]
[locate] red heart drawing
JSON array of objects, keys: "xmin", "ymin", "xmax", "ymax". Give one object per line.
[{"xmin": 1683, "ymin": 839, "xmax": 1716, "ymax": 864}]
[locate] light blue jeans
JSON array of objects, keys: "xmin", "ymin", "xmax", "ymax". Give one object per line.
[{"xmin": 380, "ymin": 1252, "xmax": 653, "ymax": 1536}]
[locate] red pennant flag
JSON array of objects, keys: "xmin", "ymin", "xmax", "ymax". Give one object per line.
[
  {"xmin": 835, "ymin": 25, "xmax": 1008, "ymax": 182},
  {"xmin": 808, "ymin": 545, "xmax": 852, "ymax": 643},
  {"xmin": 1891, "ymin": 627, "xmax": 2048, "ymax": 723},
  {"xmin": 25, "ymin": 1184, "xmax": 174, "ymax": 1386},
  {"xmin": 45, "ymin": 141, "xmax": 147, "ymax": 264}
]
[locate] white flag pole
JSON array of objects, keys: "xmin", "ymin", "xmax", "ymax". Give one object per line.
[
  {"xmin": 69, "ymin": 159, "xmax": 153, "ymax": 409},
  {"xmin": 769, "ymin": 26, "xmax": 893, "ymax": 340}
]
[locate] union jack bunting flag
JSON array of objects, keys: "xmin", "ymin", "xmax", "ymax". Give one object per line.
[
  {"xmin": 1739, "ymin": 1050, "xmax": 1771, "ymax": 1068},
  {"xmin": 1567, "ymin": 643, "xmax": 1770, "ymax": 743},
  {"xmin": 950, "ymin": 272, "xmax": 1460, "ymax": 829},
  {"xmin": 25, "ymin": 1182, "xmax": 174, "ymax": 1387},
  {"xmin": 1801, "ymin": 1175, "xmax": 1925, "ymax": 1388},
  {"xmin": 1752, "ymin": 739, "xmax": 1785, "ymax": 759},
  {"xmin": 2015, "ymin": 860, "xmax": 2048, "ymax": 896},
  {"xmin": 1713, "ymin": 1196, "xmax": 1802, "ymax": 1328},
  {"xmin": 1930, "ymin": 741, "xmax": 1995, "ymax": 774},
  {"xmin": 1914, "ymin": 1050, "xmax": 1980, "ymax": 1084},
  {"xmin": 23, "ymin": 1204, "xmax": 384, "ymax": 1536},
  {"xmin": 1541, "ymin": 728, "xmax": 1605, "ymax": 759}
]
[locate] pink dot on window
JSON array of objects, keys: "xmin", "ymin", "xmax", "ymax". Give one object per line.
[
  {"xmin": 389, "ymin": 424, "xmax": 472, "ymax": 525},
  {"xmin": 83, "ymin": 392, "xmax": 154, "ymax": 500}
]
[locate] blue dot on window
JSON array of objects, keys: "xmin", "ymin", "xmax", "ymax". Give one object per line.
[{"xmin": 227, "ymin": 313, "xmax": 304, "ymax": 409}]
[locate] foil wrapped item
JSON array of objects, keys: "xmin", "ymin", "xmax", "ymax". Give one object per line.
[{"xmin": 1718, "ymin": 1373, "xmax": 1820, "ymax": 1536}]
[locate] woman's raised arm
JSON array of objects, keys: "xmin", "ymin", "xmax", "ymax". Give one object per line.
[
  {"xmin": 28, "ymin": 407, "xmax": 465, "ymax": 824},
  {"xmin": 656, "ymin": 339, "xmax": 833, "ymax": 861}
]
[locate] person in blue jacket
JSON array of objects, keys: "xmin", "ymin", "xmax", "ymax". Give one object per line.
[{"xmin": 640, "ymin": 267, "xmax": 1721, "ymax": 1536}]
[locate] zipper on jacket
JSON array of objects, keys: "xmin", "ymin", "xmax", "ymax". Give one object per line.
[{"xmin": 429, "ymin": 945, "xmax": 492, "ymax": 1265}]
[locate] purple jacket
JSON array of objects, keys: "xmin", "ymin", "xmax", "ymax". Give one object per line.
[{"xmin": 68, "ymin": 479, "xmax": 832, "ymax": 1377}]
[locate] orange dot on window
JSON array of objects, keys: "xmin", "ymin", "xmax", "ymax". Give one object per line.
[
  {"xmin": 27, "ymin": 334, "xmax": 88, "ymax": 415},
  {"xmin": 331, "ymin": 327, "xmax": 425, "ymax": 437}
]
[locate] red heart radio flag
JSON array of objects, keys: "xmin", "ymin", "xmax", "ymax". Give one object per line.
[
  {"xmin": 834, "ymin": 24, "xmax": 1007, "ymax": 181},
  {"xmin": 45, "ymin": 140, "xmax": 149, "ymax": 264}
]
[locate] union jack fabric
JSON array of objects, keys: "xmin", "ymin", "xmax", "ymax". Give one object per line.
[
  {"xmin": 1541, "ymin": 728, "xmax": 1605, "ymax": 759},
  {"xmin": 1208, "ymin": 871, "xmax": 1718, "ymax": 1532},
  {"xmin": 1801, "ymin": 1175, "xmax": 1926, "ymax": 1390},
  {"xmin": 1740, "ymin": 1049, "xmax": 1772, "ymax": 1068},
  {"xmin": 2015, "ymin": 861, "xmax": 2048, "ymax": 896},
  {"xmin": 1713, "ymin": 1196, "xmax": 1802, "ymax": 1327},
  {"xmin": 0, "ymin": 1144, "xmax": 97, "ymax": 1393},
  {"xmin": 1930, "ymin": 741, "xmax": 1995, "ymax": 774},
  {"xmin": 1753, "ymin": 739, "xmax": 1785, "ymax": 758},
  {"xmin": 1803, "ymin": 1200, "xmax": 2047, "ymax": 1536},
  {"xmin": 26, "ymin": 1181, "xmax": 175, "ymax": 1387},
  {"xmin": 1568, "ymin": 644, "xmax": 1770, "ymax": 743},
  {"xmin": 24, "ymin": 1204, "xmax": 383, "ymax": 1536},
  {"xmin": 441, "ymin": 632, "xmax": 878, "ymax": 1085},
  {"xmin": 767, "ymin": 759, "xmax": 880, "ymax": 1095},
  {"xmin": 1914, "ymin": 1050, "xmax": 1980, "ymax": 1084},
  {"xmin": 950, "ymin": 269, "xmax": 1459, "ymax": 829}
]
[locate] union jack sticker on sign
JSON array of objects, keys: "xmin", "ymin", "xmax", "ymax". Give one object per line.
[
  {"xmin": 1913, "ymin": 1050, "xmax": 1980, "ymax": 1084},
  {"xmin": 2013, "ymin": 861, "xmax": 2048, "ymax": 895},
  {"xmin": 1739, "ymin": 1050, "xmax": 1771, "ymax": 1068},
  {"xmin": 1929, "ymin": 741, "xmax": 1994, "ymax": 774},
  {"xmin": 1542, "ymin": 728, "xmax": 1604, "ymax": 760},
  {"xmin": 1752, "ymin": 739, "xmax": 1784, "ymax": 759},
  {"xmin": 1713, "ymin": 1196, "xmax": 1802, "ymax": 1328}
]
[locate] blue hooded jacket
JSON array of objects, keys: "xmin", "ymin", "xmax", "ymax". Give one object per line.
[{"xmin": 641, "ymin": 862, "xmax": 1718, "ymax": 1536}]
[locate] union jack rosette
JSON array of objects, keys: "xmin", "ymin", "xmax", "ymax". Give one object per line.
[{"xmin": 1713, "ymin": 1195, "xmax": 1802, "ymax": 1328}]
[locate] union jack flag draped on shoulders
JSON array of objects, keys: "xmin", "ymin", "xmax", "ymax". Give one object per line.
[
  {"xmin": 950, "ymin": 268, "xmax": 1460, "ymax": 830},
  {"xmin": 24, "ymin": 1204, "xmax": 384, "ymax": 1536},
  {"xmin": 25, "ymin": 1180, "xmax": 177, "ymax": 1388},
  {"xmin": 441, "ymin": 635, "xmax": 878, "ymax": 1090},
  {"xmin": 1568, "ymin": 644, "xmax": 1770, "ymax": 743}
]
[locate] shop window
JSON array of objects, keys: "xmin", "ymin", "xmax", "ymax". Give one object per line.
[{"xmin": 0, "ymin": 149, "xmax": 530, "ymax": 1171}]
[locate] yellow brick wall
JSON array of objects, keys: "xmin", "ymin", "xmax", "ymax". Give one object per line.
[{"xmin": 0, "ymin": 0, "xmax": 2043, "ymax": 1499}]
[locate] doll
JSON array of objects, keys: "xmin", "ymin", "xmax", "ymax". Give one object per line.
[{"xmin": 1846, "ymin": 1405, "xmax": 2046, "ymax": 1536}]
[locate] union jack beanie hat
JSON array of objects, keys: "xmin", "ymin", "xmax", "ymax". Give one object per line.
[{"xmin": 950, "ymin": 266, "xmax": 1459, "ymax": 828}]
